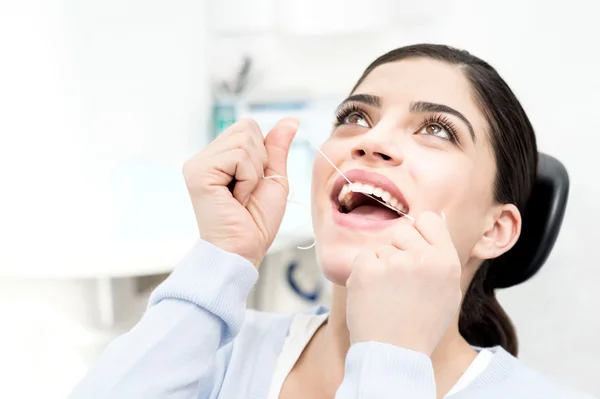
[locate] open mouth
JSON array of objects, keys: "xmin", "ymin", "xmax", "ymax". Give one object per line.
[
  {"xmin": 337, "ymin": 182, "xmax": 409, "ymax": 219},
  {"xmin": 331, "ymin": 170, "xmax": 410, "ymax": 223}
]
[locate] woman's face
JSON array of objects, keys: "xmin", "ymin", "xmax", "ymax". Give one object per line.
[{"xmin": 311, "ymin": 58, "xmax": 502, "ymax": 286}]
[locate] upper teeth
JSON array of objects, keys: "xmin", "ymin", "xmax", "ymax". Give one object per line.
[{"xmin": 338, "ymin": 182, "xmax": 408, "ymax": 213}]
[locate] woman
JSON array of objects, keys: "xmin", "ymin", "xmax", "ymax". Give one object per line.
[{"xmin": 69, "ymin": 44, "xmax": 593, "ymax": 398}]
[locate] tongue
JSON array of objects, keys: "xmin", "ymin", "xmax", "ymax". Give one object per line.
[{"xmin": 349, "ymin": 205, "xmax": 400, "ymax": 220}]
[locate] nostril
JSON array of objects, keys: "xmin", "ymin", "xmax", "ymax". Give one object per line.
[
  {"xmin": 377, "ymin": 152, "xmax": 392, "ymax": 161},
  {"xmin": 353, "ymin": 149, "xmax": 393, "ymax": 161}
]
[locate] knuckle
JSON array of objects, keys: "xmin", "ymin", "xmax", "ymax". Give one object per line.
[
  {"xmin": 232, "ymin": 147, "xmax": 250, "ymax": 163},
  {"xmin": 239, "ymin": 117, "xmax": 258, "ymax": 129},
  {"xmin": 244, "ymin": 132, "xmax": 256, "ymax": 147},
  {"xmin": 375, "ymin": 245, "xmax": 394, "ymax": 259},
  {"xmin": 233, "ymin": 118, "xmax": 262, "ymax": 139},
  {"xmin": 231, "ymin": 132, "xmax": 255, "ymax": 149},
  {"xmin": 182, "ymin": 160, "xmax": 210, "ymax": 194},
  {"xmin": 245, "ymin": 118, "xmax": 262, "ymax": 133},
  {"xmin": 388, "ymin": 252, "xmax": 409, "ymax": 272},
  {"xmin": 226, "ymin": 120, "xmax": 253, "ymax": 138},
  {"xmin": 223, "ymin": 122, "xmax": 244, "ymax": 136},
  {"xmin": 182, "ymin": 159, "xmax": 201, "ymax": 184}
]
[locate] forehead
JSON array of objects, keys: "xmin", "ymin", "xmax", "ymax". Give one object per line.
[{"xmin": 354, "ymin": 58, "xmax": 489, "ymax": 141}]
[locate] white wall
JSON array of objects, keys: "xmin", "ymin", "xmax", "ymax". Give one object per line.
[
  {"xmin": 0, "ymin": 1, "xmax": 208, "ymax": 398},
  {"xmin": 0, "ymin": 0, "xmax": 207, "ymax": 276},
  {"xmin": 216, "ymin": 0, "xmax": 600, "ymax": 394}
]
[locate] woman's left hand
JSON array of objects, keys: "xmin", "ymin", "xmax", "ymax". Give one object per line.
[{"xmin": 345, "ymin": 211, "xmax": 462, "ymax": 357}]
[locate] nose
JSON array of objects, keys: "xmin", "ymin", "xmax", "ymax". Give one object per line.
[{"xmin": 351, "ymin": 126, "xmax": 404, "ymax": 166}]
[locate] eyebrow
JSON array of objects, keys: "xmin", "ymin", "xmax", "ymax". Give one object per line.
[
  {"xmin": 338, "ymin": 93, "xmax": 381, "ymax": 109},
  {"xmin": 337, "ymin": 94, "xmax": 476, "ymax": 142},
  {"xmin": 410, "ymin": 101, "xmax": 475, "ymax": 142}
]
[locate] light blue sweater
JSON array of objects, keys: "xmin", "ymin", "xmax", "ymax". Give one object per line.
[{"xmin": 69, "ymin": 240, "xmax": 594, "ymax": 399}]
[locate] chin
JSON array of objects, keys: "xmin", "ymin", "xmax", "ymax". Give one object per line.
[
  {"xmin": 315, "ymin": 240, "xmax": 360, "ymax": 286},
  {"xmin": 313, "ymin": 210, "xmax": 406, "ymax": 287}
]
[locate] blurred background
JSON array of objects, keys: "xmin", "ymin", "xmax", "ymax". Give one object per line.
[{"xmin": 0, "ymin": 0, "xmax": 599, "ymax": 397}]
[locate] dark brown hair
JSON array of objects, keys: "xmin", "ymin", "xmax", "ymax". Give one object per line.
[{"xmin": 352, "ymin": 44, "xmax": 538, "ymax": 356}]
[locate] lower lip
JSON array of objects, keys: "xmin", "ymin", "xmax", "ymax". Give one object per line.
[{"xmin": 330, "ymin": 202, "xmax": 407, "ymax": 230}]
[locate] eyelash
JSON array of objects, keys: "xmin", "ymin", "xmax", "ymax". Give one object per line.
[
  {"xmin": 334, "ymin": 103, "xmax": 460, "ymax": 143},
  {"xmin": 334, "ymin": 103, "xmax": 365, "ymax": 128},
  {"xmin": 420, "ymin": 114, "xmax": 459, "ymax": 143}
]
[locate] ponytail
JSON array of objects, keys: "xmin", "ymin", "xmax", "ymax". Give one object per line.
[{"xmin": 459, "ymin": 262, "xmax": 518, "ymax": 356}]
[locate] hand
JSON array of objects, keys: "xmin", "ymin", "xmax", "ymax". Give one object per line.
[
  {"xmin": 345, "ymin": 211, "xmax": 462, "ymax": 356},
  {"xmin": 182, "ymin": 118, "xmax": 299, "ymax": 267}
]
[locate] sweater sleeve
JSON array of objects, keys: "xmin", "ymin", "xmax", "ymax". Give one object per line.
[
  {"xmin": 335, "ymin": 342, "xmax": 437, "ymax": 399},
  {"xmin": 68, "ymin": 239, "xmax": 258, "ymax": 399}
]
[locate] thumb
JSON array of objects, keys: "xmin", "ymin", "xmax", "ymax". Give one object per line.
[{"xmin": 264, "ymin": 117, "xmax": 299, "ymax": 177}]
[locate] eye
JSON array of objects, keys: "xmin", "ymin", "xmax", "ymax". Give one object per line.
[
  {"xmin": 343, "ymin": 112, "xmax": 369, "ymax": 128},
  {"xmin": 419, "ymin": 123, "xmax": 451, "ymax": 140}
]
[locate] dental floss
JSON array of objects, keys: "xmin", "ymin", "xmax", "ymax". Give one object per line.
[
  {"xmin": 263, "ymin": 174, "xmax": 293, "ymax": 201},
  {"xmin": 296, "ymin": 236, "xmax": 316, "ymax": 250},
  {"xmin": 305, "ymin": 139, "xmax": 415, "ymax": 222},
  {"xmin": 262, "ymin": 173, "xmax": 316, "ymax": 250},
  {"xmin": 363, "ymin": 194, "xmax": 415, "ymax": 222},
  {"xmin": 306, "ymin": 139, "xmax": 351, "ymax": 184}
]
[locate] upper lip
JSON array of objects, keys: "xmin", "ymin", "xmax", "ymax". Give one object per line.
[{"xmin": 330, "ymin": 169, "xmax": 410, "ymax": 211}]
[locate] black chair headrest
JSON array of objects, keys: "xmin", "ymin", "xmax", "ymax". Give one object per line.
[{"xmin": 488, "ymin": 153, "xmax": 570, "ymax": 289}]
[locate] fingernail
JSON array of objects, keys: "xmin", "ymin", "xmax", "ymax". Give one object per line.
[
  {"xmin": 282, "ymin": 117, "xmax": 300, "ymax": 129},
  {"xmin": 440, "ymin": 211, "xmax": 447, "ymax": 224}
]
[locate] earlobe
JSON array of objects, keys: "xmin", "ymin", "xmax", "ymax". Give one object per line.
[{"xmin": 471, "ymin": 204, "xmax": 522, "ymax": 260}]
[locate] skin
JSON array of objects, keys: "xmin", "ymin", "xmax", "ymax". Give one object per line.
[{"xmin": 185, "ymin": 58, "xmax": 523, "ymax": 399}]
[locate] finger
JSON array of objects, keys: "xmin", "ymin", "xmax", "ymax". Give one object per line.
[
  {"xmin": 227, "ymin": 148, "xmax": 260, "ymax": 206},
  {"xmin": 347, "ymin": 249, "xmax": 379, "ymax": 287},
  {"xmin": 213, "ymin": 119, "xmax": 268, "ymax": 170},
  {"xmin": 390, "ymin": 223, "xmax": 428, "ymax": 251},
  {"xmin": 387, "ymin": 250, "xmax": 411, "ymax": 270},
  {"xmin": 264, "ymin": 117, "xmax": 300, "ymax": 178},
  {"xmin": 413, "ymin": 211, "xmax": 452, "ymax": 246},
  {"xmin": 352, "ymin": 248, "xmax": 378, "ymax": 271},
  {"xmin": 238, "ymin": 119, "xmax": 269, "ymax": 171},
  {"xmin": 374, "ymin": 245, "xmax": 398, "ymax": 259},
  {"xmin": 231, "ymin": 131, "xmax": 267, "ymax": 186}
]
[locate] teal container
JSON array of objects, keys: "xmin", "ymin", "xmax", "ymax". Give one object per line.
[{"xmin": 212, "ymin": 99, "xmax": 237, "ymax": 138}]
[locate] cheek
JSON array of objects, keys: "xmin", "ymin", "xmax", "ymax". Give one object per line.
[
  {"xmin": 311, "ymin": 156, "xmax": 329, "ymax": 191},
  {"xmin": 411, "ymin": 155, "xmax": 486, "ymax": 257},
  {"xmin": 311, "ymin": 156, "xmax": 331, "ymax": 213},
  {"xmin": 411, "ymin": 155, "xmax": 473, "ymax": 213},
  {"xmin": 310, "ymin": 140, "xmax": 345, "ymax": 210}
]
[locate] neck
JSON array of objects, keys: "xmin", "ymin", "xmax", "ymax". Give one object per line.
[{"xmin": 313, "ymin": 285, "xmax": 477, "ymax": 397}]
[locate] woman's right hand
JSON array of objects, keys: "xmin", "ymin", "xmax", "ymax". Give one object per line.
[
  {"xmin": 183, "ymin": 118, "xmax": 299, "ymax": 268},
  {"xmin": 345, "ymin": 212, "xmax": 462, "ymax": 356}
]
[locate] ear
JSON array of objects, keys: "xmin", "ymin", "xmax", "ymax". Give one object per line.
[{"xmin": 471, "ymin": 204, "xmax": 522, "ymax": 260}]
